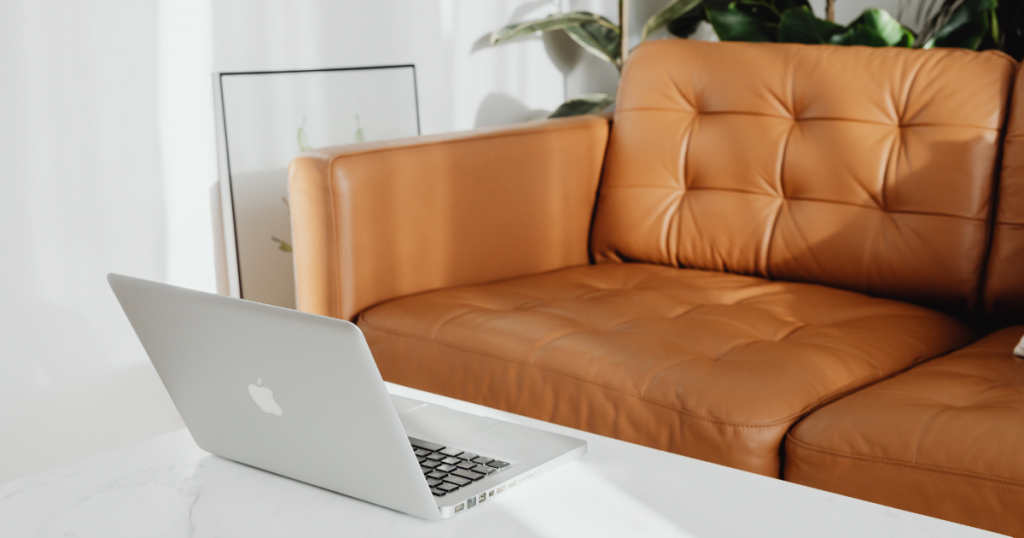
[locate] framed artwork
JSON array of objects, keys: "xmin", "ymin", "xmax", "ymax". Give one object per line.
[{"xmin": 213, "ymin": 65, "xmax": 420, "ymax": 308}]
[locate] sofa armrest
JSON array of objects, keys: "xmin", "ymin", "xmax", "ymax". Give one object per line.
[{"xmin": 288, "ymin": 115, "xmax": 610, "ymax": 320}]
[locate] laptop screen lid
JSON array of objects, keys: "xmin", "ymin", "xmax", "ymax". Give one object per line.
[{"xmin": 107, "ymin": 273, "xmax": 439, "ymax": 521}]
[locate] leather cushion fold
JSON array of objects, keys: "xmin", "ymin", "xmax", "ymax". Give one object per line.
[
  {"xmin": 359, "ymin": 263, "xmax": 975, "ymax": 477},
  {"xmin": 592, "ymin": 40, "xmax": 1015, "ymax": 311},
  {"xmin": 985, "ymin": 63, "xmax": 1024, "ymax": 319},
  {"xmin": 786, "ymin": 326, "xmax": 1024, "ymax": 537}
]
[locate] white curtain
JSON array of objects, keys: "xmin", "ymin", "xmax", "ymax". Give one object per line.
[
  {"xmin": 0, "ymin": 0, "xmax": 217, "ymax": 483},
  {"xmin": 0, "ymin": 0, "xmax": 169, "ymax": 392}
]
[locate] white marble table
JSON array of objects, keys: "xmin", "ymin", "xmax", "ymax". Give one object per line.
[{"xmin": 0, "ymin": 383, "xmax": 1003, "ymax": 538}]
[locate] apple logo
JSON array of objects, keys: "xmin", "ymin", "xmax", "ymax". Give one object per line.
[{"xmin": 248, "ymin": 378, "xmax": 283, "ymax": 416}]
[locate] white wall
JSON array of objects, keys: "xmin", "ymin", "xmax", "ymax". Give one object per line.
[
  {"xmin": 809, "ymin": 0, "xmax": 907, "ymax": 26},
  {"xmin": 0, "ymin": 0, "xmax": 183, "ymax": 484},
  {"xmin": 160, "ymin": 0, "xmax": 218, "ymax": 295},
  {"xmin": 209, "ymin": 0, "xmax": 570, "ymax": 133}
]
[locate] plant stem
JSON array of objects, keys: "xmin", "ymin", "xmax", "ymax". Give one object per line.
[
  {"xmin": 826, "ymin": 0, "xmax": 835, "ymax": 22},
  {"xmin": 619, "ymin": 0, "xmax": 629, "ymax": 66}
]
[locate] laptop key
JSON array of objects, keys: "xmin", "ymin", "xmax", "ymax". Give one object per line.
[
  {"xmin": 417, "ymin": 457, "xmax": 426, "ymax": 464},
  {"xmin": 441, "ymin": 457, "xmax": 461, "ymax": 465},
  {"xmin": 427, "ymin": 471, "xmax": 448, "ymax": 480},
  {"xmin": 409, "ymin": 438, "xmax": 446, "ymax": 452},
  {"xmin": 440, "ymin": 447, "xmax": 464, "ymax": 457},
  {"xmin": 459, "ymin": 453, "xmax": 478, "ymax": 462},
  {"xmin": 488, "ymin": 460, "xmax": 510, "ymax": 470},
  {"xmin": 456, "ymin": 461, "xmax": 476, "ymax": 470},
  {"xmin": 426, "ymin": 453, "xmax": 446, "ymax": 461},
  {"xmin": 421, "ymin": 466, "xmax": 432, "ymax": 474},
  {"xmin": 472, "ymin": 464, "xmax": 496, "ymax": 475},
  {"xmin": 443, "ymin": 475, "xmax": 471, "ymax": 487},
  {"xmin": 453, "ymin": 469, "xmax": 484, "ymax": 481},
  {"xmin": 437, "ymin": 464, "xmax": 457, "ymax": 473},
  {"xmin": 472, "ymin": 457, "xmax": 494, "ymax": 465},
  {"xmin": 438, "ymin": 482, "xmax": 460, "ymax": 492},
  {"xmin": 414, "ymin": 448, "xmax": 431, "ymax": 457},
  {"xmin": 422, "ymin": 460, "xmax": 441, "ymax": 469},
  {"xmin": 430, "ymin": 488, "xmax": 447, "ymax": 497},
  {"xmin": 426, "ymin": 478, "xmax": 442, "ymax": 487}
]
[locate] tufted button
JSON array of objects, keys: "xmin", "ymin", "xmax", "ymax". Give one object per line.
[{"xmin": 592, "ymin": 40, "xmax": 1014, "ymax": 312}]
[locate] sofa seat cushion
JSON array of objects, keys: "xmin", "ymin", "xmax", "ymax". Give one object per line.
[
  {"xmin": 785, "ymin": 326, "xmax": 1024, "ymax": 536},
  {"xmin": 358, "ymin": 263, "xmax": 975, "ymax": 477}
]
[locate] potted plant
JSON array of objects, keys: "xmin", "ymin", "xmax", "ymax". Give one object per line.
[{"xmin": 491, "ymin": 0, "xmax": 1020, "ymax": 118}]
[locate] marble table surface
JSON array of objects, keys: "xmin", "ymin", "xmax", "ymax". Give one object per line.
[{"xmin": 0, "ymin": 383, "xmax": 1003, "ymax": 538}]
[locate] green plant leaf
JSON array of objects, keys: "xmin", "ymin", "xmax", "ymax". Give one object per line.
[
  {"xmin": 833, "ymin": 8, "xmax": 913, "ymax": 47},
  {"xmin": 778, "ymin": 6, "xmax": 843, "ymax": 43},
  {"xmin": 830, "ymin": 24, "xmax": 889, "ymax": 46},
  {"xmin": 353, "ymin": 114, "xmax": 364, "ymax": 143},
  {"xmin": 490, "ymin": 12, "xmax": 613, "ymax": 46},
  {"xmin": 297, "ymin": 116, "xmax": 312, "ymax": 152},
  {"xmin": 926, "ymin": 0, "xmax": 995, "ymax": 49},
  {"xmin": 548, "ymin": 94, "xmax": 614, "ymax": 118},
  {"xmin": 642, "ymin": 0, "xmax": 705, "ymax": 40},
  {"xmin": 564, "ymin": 18, "xmax": 622, "ymax": 66},
  {"xmin": 772, "ymin": 0, "xmax": 813, "ymax": 13},
  {"xmin": 667, "ymin": 7, "xmax": 707, "ymax": 38},
  {"xmin": 705, "ymin": 0, "xmax": 778, "ymax": 42},
  {"xmin": 271, "ymin": 236, "xmax": 293, "ymax": 253},
  {"xmin": 1000, "ymin": 0, "xmax": 1024, "ymax": 60}
]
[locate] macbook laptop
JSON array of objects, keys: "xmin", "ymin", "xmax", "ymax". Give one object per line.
[{"xmin": 108, "ymin": 273, "xmax": 586, "ymax": 520}]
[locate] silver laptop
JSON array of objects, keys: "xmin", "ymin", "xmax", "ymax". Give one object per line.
[{"xmin": 108, "ymin": 273, "xmax": 586, "ymax": 520}]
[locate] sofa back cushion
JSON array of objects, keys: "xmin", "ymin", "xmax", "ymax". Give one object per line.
[
  {"xmin": 985, "ymin": 64, "xmax": 1024, "ymax": 319},
  {"xmin": 591, "ymin": 40, "xmax": 1014, "ymax": 311}
]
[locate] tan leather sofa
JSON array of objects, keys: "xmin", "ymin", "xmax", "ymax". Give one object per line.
[{"xmin": 289, "ymin": 40, "xmax": 1024, "ymax": 535}]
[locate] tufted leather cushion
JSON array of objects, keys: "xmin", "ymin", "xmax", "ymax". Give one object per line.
[
  {"xmin": 591, "ymin": 40, "xmax": 1015, "ymax": 311},
  {"xmin": 358, "ymin": 263, "xmax": 975, "ymax": 476},
  {"xmin": 985, "ymin": 64, "xmax": 1024, "ymax": 319},
  {"xmin": 786, "ymin": 326, "xmax": 1024, "ymax": 537}
]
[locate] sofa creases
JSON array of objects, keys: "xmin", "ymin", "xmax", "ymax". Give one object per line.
[
  {"xmin": 288, "ymin": 40, "xmax": 1024, "ymax": 534},
  {"xmin": 985, "ymin": 63, "xmax": 1024, "ymax": 319},
  {"xmin": 360, "ymin": 263, "xmax": 977, "ymax": 477}
]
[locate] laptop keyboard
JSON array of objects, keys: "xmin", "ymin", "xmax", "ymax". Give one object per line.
[{"xmin": 409, "ymin": 437, "xmax": 511, "ymax": 497}]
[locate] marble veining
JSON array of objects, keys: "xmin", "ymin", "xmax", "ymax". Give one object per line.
[{"xmin": 0, "ymin": 384, "xmax": 1005, "ymax": 538}]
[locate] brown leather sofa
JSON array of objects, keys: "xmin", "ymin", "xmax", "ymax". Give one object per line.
[{"xmin": 289, "ymin": 40, "xmax": 1024, "ymax": 535}]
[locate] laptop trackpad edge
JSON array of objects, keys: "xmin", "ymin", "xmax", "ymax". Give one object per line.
[{"xmin": 398, "ymin": 404, "xmax": 500, "ymax": 442}]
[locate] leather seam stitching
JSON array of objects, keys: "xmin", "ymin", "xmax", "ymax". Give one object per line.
[
  {"xmin": 672, "ymin": 112, "xmax": 696, "ymax": 264},
  {"xmin": 898, "ymin": 55, "xmax": 927, "ymax": 126},
  {"xmin": 598, "ymin": 185, "xmax": 989, "ymax": 221},
  {"xmin": 360, "ymin": 323, "xmax": 821, "ymax": 429},
  {"xmin": 317, "ymin": 119, "xmax": 605, "ymax": 160},
  {"xmin": 325, "ymin": 154, "xmax": 342, "ymax": 318},
  {"xmin": 882, "ymin": 117, "xmax": 898, "ymax": 211},
  {"xmin": 979, "ymin": 67, "xmax": 1016, "ymax": 313},
  {"xmin": 764, "ymin": 119, "xmax": 794, "ymax": 278},
  {"xmin": 787, "ymin": 437, "xmax": 1024, "ymax": 490},
  {"xmin": 614, "ymin": 109, "xmax": 1002, "ymax": 131},
  {"xmin": 909, "ymin": 405, "xmax": 951, "ymax": 464}
]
